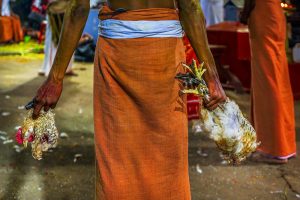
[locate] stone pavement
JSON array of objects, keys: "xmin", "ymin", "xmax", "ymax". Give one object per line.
[{"xmin": 0, "ymin": 56, "xmax": 299, "ymax": 200}]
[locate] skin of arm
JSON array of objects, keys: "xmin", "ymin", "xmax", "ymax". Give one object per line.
[
  {"xmin": 47, "ymin": 0, "xmax": 69, "ymax": 14},
  {"xmin": 176, "ymin": 0, "xmax": 226, "ymax": 110},
  {"xmin": 240, "ymin": 0, "xmax": 255, "ymax": 25},
  {"xmin": 32, "ymin": 0, "xmax": 90, "ymax": 118}
]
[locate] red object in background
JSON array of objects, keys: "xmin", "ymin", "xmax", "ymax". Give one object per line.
[
  {"xmin": 187, "ymin": 94, "xmax": 201, "ymax": 121},
  {"xmin": 183, "ymin": 36, "xmax": 199, "ymax": 65},
  {"xmin": 38, "ymin": 21, "xmax": 47, "ymax": 44},
  {"xmin": 206, "ymin": 21, "xmax": 300, "ymax": 100},
  {"xmin": 184, "ymin": 22, "xmax": 300, "ymax": 121},
  {"xmin": 31, "ymin": 0, "xmax": 49, "ymax": 15},
  {"xmin": 183, "ymin": 36, "xmax": 201, "ymax": 120},
  {"xmin": 15, "ymin": 128, "xmax": 23, "ymax": 144},
  {"xmin": 207, "ymin": 22, "xmax": 251, "ymax": 89},
  {"xmin": 184, "ymin": 36, "xmax": 229, "ymax": 120},
  {"xmin": 288, "ymin": 63, "xmax": 300, "ymax": 100},
  {"xmin": 31, "ymin": 6, "xmax": 41, "ymax": 13}
]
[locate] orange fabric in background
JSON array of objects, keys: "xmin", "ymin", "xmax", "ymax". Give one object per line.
[
  {"xmin": 94, "ymin": 7, "xmax": 190, "ymax": 200},
  {"xmin": 0, "ymin": 16, "xmax": 23, "ymax": 43},
  {"xmin": 0, "ymin": 16, "xmax": 13, "ymax": 42},
  {"xmin": 10, "ymin": 16, "xmax": 23, "ymax": 42},
  {"xmin": 249, "ymin": 0, "xmax": 296, "ymax": 158}
]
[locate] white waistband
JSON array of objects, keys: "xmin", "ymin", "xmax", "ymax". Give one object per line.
[{"xmin": 98, "ymin": 19, "xmax": 184, "ymax": 39}]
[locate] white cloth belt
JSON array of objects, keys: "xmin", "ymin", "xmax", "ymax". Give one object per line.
[{"xmin": 98, "ymin": 19, "xmax": 184, "ymax": 39}]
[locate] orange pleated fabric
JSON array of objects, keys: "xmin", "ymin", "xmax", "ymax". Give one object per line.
[
  {"xmin": 0, "ymin": 16, "xmax": 13, "ymax": 42},
  {"xmin": 0, "ymin": 16, "xmax": 23, "ymax": 43},
  {"xmin": 93, "ymin": 6, "xmax": 190, "ymax": 200},
  {"xmin": 11, "ymin": 16, "xmax": 23, "ymax": 42},
  {"xmin": 249, "ymin": 0, "xmax": 296, "ymax": 158}
]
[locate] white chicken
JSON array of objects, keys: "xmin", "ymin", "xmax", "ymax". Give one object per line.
[
  {"xmin": 17, "ymin": 109, "xmax": 58, "ymax": 160},
  {"xmin": 176, "ymin": 60, "xmax": 259, "ymax": 164}
]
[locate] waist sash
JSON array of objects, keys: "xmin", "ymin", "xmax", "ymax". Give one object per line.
[{"xmin": 98, "ymin": 19, "xmax": 184, "ymax": 39}]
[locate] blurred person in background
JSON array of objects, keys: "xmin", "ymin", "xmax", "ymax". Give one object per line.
[
  {"xmin": 200, "ymin": 0, "xmax": 224, "ymax": 26},
  {"xmin": 0, "ymin": 0, "xmax": 23, "ymax": 43},
  {"xmin": 40, "ymin": 0, "xmax": 107, "ymax": 76},
  {"xmin": 28, "ymin": 0, "xmax": 48, "ymax": 30},
  {"xmin": 38, "ymin": 0, "xmax": 76, "ymax": 76},
  {"xmin": 224, "ymin": 0, "xmax": 244, "ymax": 21},
  {"xmin": 241, "ymin": 0, "xmax": 296, "ymax": 164}
]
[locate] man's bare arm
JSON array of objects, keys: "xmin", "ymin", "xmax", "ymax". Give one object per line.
[
  {"xmin": 47, "ymin": 0, "xmax": 69, "ymax": 14},
  {"xmin": 50, "ymin": 0, "xmax": 90, "ymax": 82},
  {"xmin": 177, "ymin": 0, "xmax": 226, "ymax": 110},
  {"xmin": 32, "ymin": 0, "xmax": 90, "ymax": 118}
]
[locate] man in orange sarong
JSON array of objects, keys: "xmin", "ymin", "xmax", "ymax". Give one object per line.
[
  {"xmin": 30, "ymin": 0, "xmax": 226, "ymax": 199},
  {"xmin": 241, "ymin": 0, "xmax": 296, "ymax": 164},
  {"xmin": 0, "ymin": 0, "xmax": 23, "ymax": 43}
]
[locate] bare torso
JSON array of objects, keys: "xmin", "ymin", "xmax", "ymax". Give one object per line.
[{"xmin": 107, "ymin": 0, "xmax": 176, "ymax": 10}]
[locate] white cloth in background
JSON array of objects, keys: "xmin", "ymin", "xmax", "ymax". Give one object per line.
[
  {"xmin": 40, "ymin": 16, "xmax": 73, "ymax": 76},
  {"xmin": 1, "ymin": 0, "xmax": 11, "ymax": 16},
  {"xmin": 32, "ymin": 0, "xmax": 42, "ymax": 9},
  {"xmin": 200, "ymin": 0, "xmax": 224, "ymax": 27},
  {"xmin": 90, "ymin": 0, "xmax": 102, "ymax": 8},
  {"xmin": 224, "ymin": 0, "xmax": 244, "ymax": 8}
]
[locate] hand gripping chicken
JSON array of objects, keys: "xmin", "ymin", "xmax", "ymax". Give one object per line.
[{"xmin": 176, "ymin": 60, "xmax": 260, "ymax": 164}]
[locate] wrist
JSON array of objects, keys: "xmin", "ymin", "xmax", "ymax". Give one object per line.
[
  {"xmin": 203, "ymin": 67, "xmax": 219, "ymax": 82},
  {"xmin": 48, "ymin": 73, "xmax": 63, "ymax": 84},
  {"xmin": 48, "ymin": 65, "xmax": 66, "ymax": 83}
]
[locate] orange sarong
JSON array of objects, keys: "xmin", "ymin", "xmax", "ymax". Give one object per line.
[
  {"xmin": 249, "ymin": 0, "xmax": 296, "ymax": 158},
  {"xmin": 94, "ymin": 7, "xmax": 190, "ymax": 200},
  {"xmin": 0, "ymin": 16, "xmax": 23, "ymax": 43}
]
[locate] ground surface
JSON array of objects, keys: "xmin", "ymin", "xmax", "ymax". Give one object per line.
[{"xmin": 0, "ymin": 55, "xmax": 299, "ymax": 200}]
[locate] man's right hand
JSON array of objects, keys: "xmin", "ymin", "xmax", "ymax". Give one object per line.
[{"xmin": 32, "ymin": 77, "xmax": 63, "ymax": 119}]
